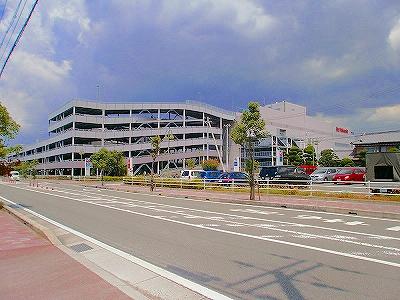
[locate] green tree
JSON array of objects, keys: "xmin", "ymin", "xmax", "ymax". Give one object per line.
[
  {"xmin": 201, "ymin": 159, "xmax": 219, "ymax": 171},
  {"xmin": 90, "ymin": 148, "xmax": 112, "ymax": 185},
  {"xmin": 340, "ymin": 157, "xmax": 355, "ymax": 167},
  {"xmin": 319, "ymin": 149, "xmax": 339, "ymax": 167},
  {"xmin": 388, "ymin": 146, "xmax": 400, "ymax": 153},
  {"xmin": 150, "ymin": 135, "xmax": 161, "ymax": 192},
  {"xmin": 355, "ymin": 150, "xmax": 367, "ymax": 167},
  {"xmin": 231, "ymin": 102, "xmax": 267, "ymax": 200},
  {"xmin": 16, "ymin": 160, "xmax": 38, "ymax": 179},
  {"xmin": 186, "ymin": 158, "xmax": 196, "ymax": 170},
  {"xmin": 303, "ymin": 144, "xmax": 316, "ymax": 166},
  {"xmin": 0, "ymin": 103, "xmax": 21, "ymax": 158},
  {"xmin": 287, "ymin": 146, "xmax": 303, "ymax": 166}
]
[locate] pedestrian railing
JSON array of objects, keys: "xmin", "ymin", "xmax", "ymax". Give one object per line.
[{"xmin": 122, "ymin": 176, "xmax": 400, "ymax": 198}]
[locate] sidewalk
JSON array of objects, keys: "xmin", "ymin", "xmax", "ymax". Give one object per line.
[
  {"xmin": 0, "ymin": 209, "xmax": 131, "ymax": 300},
  {"xmin": 73, "ymin": 181, "xmax": 400, "ymax": 219}
]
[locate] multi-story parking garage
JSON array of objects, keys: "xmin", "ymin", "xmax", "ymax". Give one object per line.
[
  {"xmin": 13, "ymin": 100, "xmax": 235, "ymax": 175},
  {"xmin": 11, "ymin": 99, "xmax": 354, "ymax": 175}
]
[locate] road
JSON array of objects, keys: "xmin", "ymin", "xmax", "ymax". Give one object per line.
[{"xmin": 1, "ymin": 181, "xmax": 400, "ymax": 299}]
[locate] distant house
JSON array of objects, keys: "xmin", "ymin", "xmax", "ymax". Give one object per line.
[{"xmin": 351, "ymin": 130, "xmax": 400, "ymax": 155}]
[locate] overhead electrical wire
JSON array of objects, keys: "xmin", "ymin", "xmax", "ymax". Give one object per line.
[
  {"xmin": 0, "ymin": 0, "xmax": 28, "ymax": 62},
  {"xmin": 0, "ymin": 0, "xmax": 39, "ymax": 78},
  {"xmin": 0, "ymin": 0, "xmax": 23, "ymax": 51}
]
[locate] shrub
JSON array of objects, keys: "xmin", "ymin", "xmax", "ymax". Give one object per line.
[{"xmin": 201, "ymin": 159, "xmax": 220, "ymax": 171}]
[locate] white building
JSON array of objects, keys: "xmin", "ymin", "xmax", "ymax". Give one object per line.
[
  {"xmin": 229, "ymin": 101, "xmax": 353, "ymax": 169},
  {"xmin": 11, "ymin": 99, "xmax": 353, "ymax": 174}
]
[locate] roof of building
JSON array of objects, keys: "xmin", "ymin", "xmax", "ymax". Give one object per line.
[{"xmin": 352, "ymin": 130, "xmax": 400, "ymax": 145}]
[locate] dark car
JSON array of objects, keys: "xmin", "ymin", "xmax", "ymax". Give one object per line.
[
  {"xmin": 259, "ymin": 166, "xmax": 295, "ymax": 179},
  {"xmin": 271, "ymin": 167, "xmax": 311, "ymax": 185},
  {"xmin": 218, "ymin": 172, "xmax": 249, "ymax": 184},
  {"xmin": 200, "ymin": 170, "xmax": 223, "ymax": 182}
]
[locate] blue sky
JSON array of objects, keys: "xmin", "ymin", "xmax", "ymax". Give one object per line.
[{"xmin": 1, "ymin": 0, "xmax": 400, "ymax": 145}]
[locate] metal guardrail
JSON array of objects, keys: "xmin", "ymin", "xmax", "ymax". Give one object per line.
[{"xmin": 122, "ymin": 177, "xmax": 400, "ymax": 197}]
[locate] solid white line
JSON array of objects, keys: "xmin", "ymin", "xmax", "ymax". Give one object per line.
[
  {"xmin": 0, "ymin": 195, "xmax": 232, "ymax": 300},
  {"xmin": 50, "ymin": 181, "xmax": 400, "ymax": 222},
  {"xmin": 35, "ymin": 183, "xmax": 400, "ymax": 241},
  {"xmin": 2, "ymin": 184, "xmax": 400, "ymax": 268}
]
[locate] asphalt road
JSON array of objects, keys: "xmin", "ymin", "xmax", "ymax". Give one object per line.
[{"xmin": 1, "ymin": 181, "xmax": 400, "ymax": 300}]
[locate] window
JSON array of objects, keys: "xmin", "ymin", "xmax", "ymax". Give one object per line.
[{"xmin": 374, "ymin": 166, "xmax": 394, "ymax": 180}]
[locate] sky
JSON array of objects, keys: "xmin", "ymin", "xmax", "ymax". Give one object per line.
[{"xmin": 0, "ymin": 0, "xmax": 400, "ymax": 145}]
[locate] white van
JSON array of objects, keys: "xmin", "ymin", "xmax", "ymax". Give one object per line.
[
  {"xmin": 10, "ymin": 171, "xmax": 20, "ymax": 181},
  {"xmin": 180, "ymin": 169, "xmax": 205, "ymax": 180}
]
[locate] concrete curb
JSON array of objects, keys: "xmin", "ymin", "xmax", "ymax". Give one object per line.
[
  {"xmin": 2, "ymin": 205, "xmax": 62, "ymax": 246},
  {"xmin": 90, "ymin": 184, "xmax": 400, "ymax": 220}
]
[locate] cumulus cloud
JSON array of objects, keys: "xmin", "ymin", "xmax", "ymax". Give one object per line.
[
  {"xmin": 314, "ymin": 103, "xmax": 400, "ymax": 134},
  {"xmin": 388, "ymin": 19, "xmax": 400, "ymax": 52}
]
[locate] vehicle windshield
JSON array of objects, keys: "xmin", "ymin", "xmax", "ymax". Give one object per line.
[
  {"xmin": 276, "ymin": 167, "xmax": 295, "ymax": 174},
  {"xmin": 337, "ymin": 169, "xmax": 352, "ymax": 174},
  {"xmin": 313, "ymin": 169, "xmax": 327, "ymax": 174},
  {"xmin": 181, "ymin": 171, "xmax": 189, "ymax": 176}
]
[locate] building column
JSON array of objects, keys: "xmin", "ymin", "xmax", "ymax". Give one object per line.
[
  {"xmin": 183, "ymin": 109, "xmax": 186, "ymax": 127},
  {"xmin": 158, "ymin": 109, "xmax": 161, "ymax": 128},
  {"xmin": 101, "ymin": 109, "xmax": 105, "ymax": 146}
]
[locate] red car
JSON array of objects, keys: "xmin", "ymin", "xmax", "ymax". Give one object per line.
[{"xmin": 332, "ymin": 167, "xmax": 365, "ymax": 184}]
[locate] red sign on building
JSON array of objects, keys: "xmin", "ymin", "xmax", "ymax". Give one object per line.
[{"xmin": 336, "ymin": 127, "xmax": 349, "ymax": 134}]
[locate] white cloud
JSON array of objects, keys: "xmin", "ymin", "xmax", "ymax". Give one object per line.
[
  {"xmin": 388, "ymin": 19, "xmax": 400, "ymax": 52},
  {"xmin": 303, "ymin": 57, "xmax": 348, "ymax": 80},
  {"xmin": 314, "ymin": 104, "xmax": 400, "ymax": 133},
  {"xmin": 367, "ymin": 104, "xmax": 400, "ymax": 122},
  {"xmin": 0, "ymin": 0, "xmax": 87, "ymax": 138}
]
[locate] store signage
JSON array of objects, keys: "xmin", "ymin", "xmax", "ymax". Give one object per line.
[
  {"xmin": 127, "ymin": 158, "xmax": 133, "ymax": 176},
  {"xmin": 233, "ymin": 157, "xmax": 240, "ymax": 172},
  {"xmin": 336, "ymin": 127, "xmax": 349, "ymax": 134},
  {"xmin": 84, "ymin": 158, "xmax": 92, "ymax": 176},
  {"xmin": 276, "ymin": 150, "xmax": 284, "ymax": 166}
]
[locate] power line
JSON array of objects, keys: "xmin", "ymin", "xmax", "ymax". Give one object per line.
[
  {"xmin": 0, "ymin": 0, "xmax": 39, "ymax": 78},
  {"xmin": 0, "ymin": 0, "xmax": 28, "ymax": 62},
  {"xmin": 0, "ymin": 0, "xmax": 22, "ymax": 50}
]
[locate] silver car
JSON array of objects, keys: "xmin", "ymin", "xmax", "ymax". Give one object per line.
[{"xmin": 310, "ymin": 168, "xmax": 338, "ymax": 182}]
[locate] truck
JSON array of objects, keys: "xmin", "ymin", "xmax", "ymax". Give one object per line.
[{"xmin": 366, "ymin": 152, "xmax": 400, "ymax": 194}]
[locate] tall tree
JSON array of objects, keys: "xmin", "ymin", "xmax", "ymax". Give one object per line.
[
  {"xmin": 0, "ymin": 103, "xmax": 21, "ymax": 158},
  {"xmin": 340, "ymin": 157, "xmax": 355, "ymax": 167},
  {"xmin": 355, "ymin": 150, "xmax": 367, "ymax": 167},
  {"xmin": 287, "ymin": 146, "xmax": 303, "ymax": 166},
  {"xmin": 186, "ymin": 158, "xmax": 196, "ymax": 170},
  {"xmin": 231, "ymin": 102, "xmax": 267, "ymax": 200},
  {"xmin": 90, "ymin": 148, "xmax": 111, "ymax": 185},
  {"xmin": 150, "ymin": 135, "xmax": 161, "ymax": 192},
  {"xmin": 303, "ymin": 144, "xmax": 316, "ymax": 166},
  {"xmin": 319, "ymin": 149, "xmax": 339, "ymax": 167}
]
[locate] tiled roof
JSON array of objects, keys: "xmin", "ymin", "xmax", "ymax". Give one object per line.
[{"xmin": 352, "ymin": 130, "xmax": 400, "ymax": 145}]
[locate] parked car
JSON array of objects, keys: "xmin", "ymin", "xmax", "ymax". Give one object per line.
[
  {"xmin": 259, "ymin": 166, "xmax": 295, "ymax": 179},
  {"xmin": 298, "ymin": 165, "xmax": 318, "ymax": 175},
  {"xmin": 200, "ymin": 170, "xmax": 223, "ymax": 181},
  {"xmin": 310, "ymin": 167, "xmax": 338, "ymax": 182},
  {"xmin": 180, "ymin": 169, "xmax": 205, "ymax": 180},
  {"xmin": 218, "ymin": 172, "xmax": 249, "ymax": 184},
  {"xmin": 332, "ymin": 167, "xmax": 366, "ymax": 184},
  {"xmin": 9, "ymin": 170, "xmax": 20, "ymax": 181},
  {"xmin": 271, "ymin": 167, "xmax": 311, "ymax": 185}
]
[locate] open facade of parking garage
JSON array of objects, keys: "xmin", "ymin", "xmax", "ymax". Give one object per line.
[
  {"xmin": 12, "ymin": 100, "xmax": 235, "ymax": 176},
  {"xmin": 11, "ymin": 99, "xmax": 354, "ymax": 175}
]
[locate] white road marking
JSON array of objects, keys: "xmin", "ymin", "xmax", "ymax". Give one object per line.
[
  {"xmin": 0, "ymin": 195, "xmax": 232, "ymax": 300},
  {"xmin": 40, "ymin": 181, "xmax": 400, "ymax": 222},
  {"xmin": 344, "ymin": 221, "xmax": 368, "ymax": 226},
  {"xmin": 323, "ymin": 219, "xmax": 344, "ymax": 223},
  {"xmin": 386, "ymin": 226, "xmax": 400, "ymax": 232},
  {"xmin": 2, "ymin": 186, "xmax": 400, "ymax": 268},
  {"xmin": 7, "ymin": 182, "xmax": 400, "ymax": 241}
]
